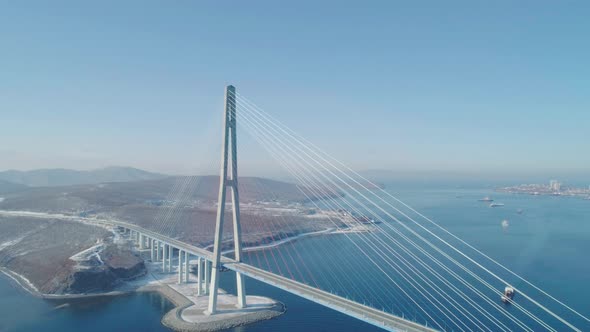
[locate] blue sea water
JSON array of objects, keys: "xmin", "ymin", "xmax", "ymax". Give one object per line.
[{"xmin": 1, "ymin": 184, "xmax": 589, "ymax": 331}]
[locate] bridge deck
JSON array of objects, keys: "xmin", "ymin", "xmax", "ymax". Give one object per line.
[
  {"xmin": 104, "ymin": 219, "xmax": 437, "ymax": 332},
  {"xmin": 226, "ymin": 262, "xmax": 438, "ymax": 332}
]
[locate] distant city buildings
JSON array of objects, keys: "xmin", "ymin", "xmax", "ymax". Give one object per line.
[
  {"xmin": 497, "ymin": 180, "xmax": 590, "ymax": 198},
  {"xmin": 549, "ymin": 180, "xmax": 561, "ymax": 192}
]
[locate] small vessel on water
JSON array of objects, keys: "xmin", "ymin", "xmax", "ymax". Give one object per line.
[
  {"xmin": 501, "ymin": 286, "xmax": 515, "ymax": 303},
  {"xmin": 478, "ymin": 196, "xmax": 494, "ymax": 202},
  {"xmin": 355, "ymin": 215, "xmax": 381, "ymax": 225},
  {"xmin": 516, "ymin": 208, "xmax": 524, "ymax": 214},
  {"xmin": 490, "ymin": 203, "xmax": 505, "ymax": 208},
  {"xmin": 501, "ymin": 219, "xmax": 509, "ymax": 230}
]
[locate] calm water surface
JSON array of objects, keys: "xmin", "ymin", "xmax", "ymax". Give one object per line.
[{"xmin": 1, "ymin": 185, "xmax": 589, "ymax": 331}]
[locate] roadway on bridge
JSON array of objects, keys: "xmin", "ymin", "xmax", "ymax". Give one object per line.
[
  {"xmin": 111, "ymin": 218, "xmax": 438, "ymax": 332},
  {"xmin": 226, "ymin": 262, "xmax": 437, "ymax": 332},
  {"xmin": 0, "ymin": 210, "xmax": 437, "ymax": 332}
]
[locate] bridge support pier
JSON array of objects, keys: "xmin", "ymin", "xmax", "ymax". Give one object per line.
[
  {"xmin": 197, "ymin": 257, "xmax": 202, "ymax": 295},
  {"xmin": 150, "ymin": 239, "xmax": 155, "ymax": 261},
  {"xmin": 185, "ymin": 251, "xmax": 190, "ymax": 282},
  {"xmin": 168, "ymin": 245, "xmax": 173, "ymax": 272},
  {"xmin": 139, "ymin": 234, "xmax": 144, "ymax": 250},
  {"xmin": 157, "ymin": 241, "xmax": 161, "ymax": 261},
  {"xmin": 178, "ymin": 250, "xmax": 184, "ymax": 284},
  {"xmin": 205, "ymin": 259, "xmax": 210, "ymax": 295},
  {"xmin": 162, "ymin": 244, "xmax": 167, "ymax": 271}
]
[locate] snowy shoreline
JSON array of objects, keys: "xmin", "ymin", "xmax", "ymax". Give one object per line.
[
  {"xmin": 0, "ymin": 209, "xmax": 362, "ymax": 299},
  {"xmin": 0, "ymin": 268, "xmax": 40, "ymax": 295}
]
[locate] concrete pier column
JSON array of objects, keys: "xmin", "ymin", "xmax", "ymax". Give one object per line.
[
  {"xmin": 184, "ymin": 251, "xmax": 190, "ymax": 282},
  {"xmin": 162, "ymin": 244, "xmax": 167, "ymax": 271},
  {"xmin": 168, "ymin": 246, "xmax": 173, "ymax": 272},
  {"xmin": 205, "ymin": 259, "xmax": 210, "ymax": 295},
  {"xmin": 156, "ymin": 241, "xmax": 160, "ymax": 261},
  {"xmin": 150, "ymin": 239, "xmax": 155, "ymax": 261},
  {"xmin": 197, "ymin": 257, "xmax": 202, "ymax": 295},
  {"xmin": 236, "ymin": 273, "xmax": 246, "ymax": 309},
  {"xmin": 139, "ymin": 234, "xmax": 145, "ymax": 250},
  {"xmin": 177, "ymin": 250, "xmax": 184, "ymax": 284},
  {"xmin": 155, "ymin": 241, "xmax": 158, "ymax": 261}
]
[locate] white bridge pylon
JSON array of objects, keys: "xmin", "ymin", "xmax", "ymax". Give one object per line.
[{"xmin": 208, "ymin": 85, "xmax": 247, "ymax": 314}]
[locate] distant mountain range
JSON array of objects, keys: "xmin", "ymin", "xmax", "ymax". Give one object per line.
[
  {"xmin": 0, "ymin": 180, "xmax": 29, "ymax": 195},
  {"xmin": 0, "ymin": 175, "xmax": 339, "ymax": 214},
  {"xmin": 0, "ymin": 166, "xmax": 167, "ymax": 187}
]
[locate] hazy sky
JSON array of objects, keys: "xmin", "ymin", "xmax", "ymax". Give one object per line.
[{"xmin": 1, "ymin": 1, "xmax": 589, "ymax": 177}]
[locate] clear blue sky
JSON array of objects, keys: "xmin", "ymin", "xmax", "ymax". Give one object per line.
[{"xmin": 1, "ymin": 1, "xmax": 589, "ymax": 178}]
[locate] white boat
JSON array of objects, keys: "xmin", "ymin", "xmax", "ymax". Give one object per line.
[
  {"xmin": 489, "ymin": 203, "xmax": 505, "ymax": 208},
  {"xmin": 478, "ymin": 196, "xmax": 494, "ymax": 202},
  {"xmin": 502, "ymin": 286, "xmax": 515, "ymax": 303}
]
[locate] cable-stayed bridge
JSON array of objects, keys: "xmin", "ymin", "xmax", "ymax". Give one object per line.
[
  {"xmin": 108, "ymin": 86, "xmax": 588, "ymax": 332},
  {"xmin": 108, "ymin": 219, "xmax": 435, "ymax": 332}
]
